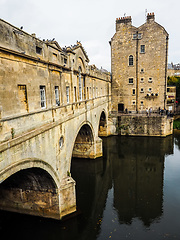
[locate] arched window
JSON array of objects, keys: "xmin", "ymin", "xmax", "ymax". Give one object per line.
[
  {"xmin": 129, "ymin": 55, "xmax": 133, "ymax": 66},
  {"xmin": 78, "ymin": 67, "xmax": 82, "ymax": 101}
]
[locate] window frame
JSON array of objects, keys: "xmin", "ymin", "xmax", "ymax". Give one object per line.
[
  {"xmin": 132, "ymin": 89, "xmax": 136, "ymax": 95},
  {"xmin": 78, "ymin": 67, "xmax": 82, "ymax": 101},
  {"xmin": 148, "ymin": 77, "xmax": 153, "ymax": 82},
  {"xmin": 129, "ymin": 78, "xmax": 134, "ymax": 84},
  {"xmin": 36, "ymin": 46, "xmax": 42, "ymax": 55},
  {"xmin": 66, "ymin": 86, "xmax": 70, "ymax": 104},
  {"xmin": 129, "ymin": 55, "xmax": 134, "ymax": 66},
  {"xmin": 140, "ymin": 45, "xmax": 145, "ymax": 53},
  {"xmin": 55, "ymin": 86, "xmax": 60, "ymax": 106},
  {"xmin": 40, "ymin": 85, "xmax": 46, "ymax": 109}
]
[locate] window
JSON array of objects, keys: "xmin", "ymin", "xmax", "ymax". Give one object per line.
[
  {"xmin": 132, "ymin": 89, "xmax": 136, "ymax": 95},
  {"xmin": 18, "ymin": 85, "xmax": 28, "ymax": 111},
  {"xmin": 132, "ymin": 101, "xmax": 136, "ymax": 105},
  {"xmin": 83, "ymin": 76, "xmax": 86, "ymax": 99},
  {"xmin": 74, "ymin": 86, "xmax": 77, "ymax": 102},
  {"xmin": 59, "ymin": 136, "xmax": 64, "ymax": 149},
  {"xmin": 148, "ymin": 78, "xmax": 152, "ymax": 82},
  {"xmin": 87, "ymin": 87, "xmax": 89, "ymax": 99},
  {"xmin": 140, "ymin": 45, "xmax": 145, "ymax": 53},
  {"xmin": 129, "ymin": 78, "xmax": 133, "ymax": 84},
  {"xmin": 141, "ymin": 68, "xmax": 144, "ymax": 73},
  {"xmin": 55, "ymin": 86, "xmax": 60, "ymax": 106},
  {"xmin": 129, "ymin": 55, "xmax": 134, "ymax": 66},
  {"xmin": 138, "ymin": 33, "xmax": 142, "ymax": 39},
  {"xmin": 53, "ymin": 53, "xmax": 57, "ymax": 61},
  {"xmin": 66, "ymin": 86, "xmax": 70, "ymax": 104},
  {"xmin": 40, "ymin": 86, "xmax": 46, "ymax": 108},
  {"xmin": 133, "ymin": 34, "xmax": 137, "ymax": 39},
  {"xmin": 89, "ymin": 87, "xmax": 91, "ymax": 98},
  {"xmin": 140, "ymin": 88, "xmax": 144, "ymax": 93},
  {"xmin": 133, "ymin": 33, "xmax": 142, "ymax": 39},
  {"xmin": 140, "ymin": 78, "xmax": 144, "ymax": 82},
  {"xmin": 148, "ymin": 88, "xmax": 152, "ymax": 92},
  {"xmin": 167, "ymin": 88, "xmax": 170, "ymax": 92},
  {"xmin": 78, "ymin": 67, "xmax": 82, "ymax": 101},
  {"xmin": 64, "ymin": 58, "xmax": 67, "ymax": 64},
  {"xmin": 141, "ymin": 101, "xmax": 144, "ymax": 105},
  {"xmin": 36, "ymin": 46, "xmax": 42, "ymax": 54}
]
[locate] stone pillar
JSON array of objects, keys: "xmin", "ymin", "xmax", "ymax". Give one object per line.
[
  {"xmin": 72, "ymin": 137, "xmax": 103, "ymax": 159},
  {"xmin": 58, "ymin": 177, "xmax": 76, "ymax": 219}
]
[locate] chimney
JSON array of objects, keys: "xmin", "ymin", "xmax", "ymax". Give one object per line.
[
  {"xmin": 116, "ymin": 16, "xmax": 132, "ymax": 31},
  {"xmin": 147, "ymin": 12, "xmax": 155, "ymax": 23}
]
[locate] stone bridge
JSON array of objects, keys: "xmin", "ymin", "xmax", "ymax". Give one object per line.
[
  {"xmin": 0, "ymin": 97, "xmax": 113, "ymax": 219},
  {"xmin": 0, "ymin": 19, "xmax": 115, "ymax": 219}
]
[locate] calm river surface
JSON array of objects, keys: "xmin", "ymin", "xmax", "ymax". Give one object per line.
[{"xmin": 1, "ymin": 132, "xmax": 180, "ymax": 240}]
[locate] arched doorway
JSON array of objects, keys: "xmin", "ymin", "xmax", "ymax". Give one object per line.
[
  {"xmin": 0, "ymin": 168, "xmax": 60, "ymax": 219},
  {"xmin": 98, "ymin": 111, "xmax": 107, "ymax": 136}
]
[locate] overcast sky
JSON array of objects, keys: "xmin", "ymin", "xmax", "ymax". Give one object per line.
[{"xmin": 0, "ymin": 0, "xmax": 179, "ymax": 71}]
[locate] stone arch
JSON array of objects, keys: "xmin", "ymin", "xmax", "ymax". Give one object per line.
[
  {"xmin": 0, "ymin": 158, "xmax": 60, "ymax": 188},
  {"xmin": 78, "ymin": 57, "xmax": 85, "ymax": 72},
  {"xmin": 98, "ymin": 110, "xmax": 108, "ymax": 136},
  {"xmin": 0, "ymin": 167, "xmax": 57, "ymax": 192},
  {"xmin": 72, "ymin": 122, "xmax": 95, "ymax": 159},
  {"xmin": 0, "ymin": 159, "xmax": 62, "ymax": 219}
]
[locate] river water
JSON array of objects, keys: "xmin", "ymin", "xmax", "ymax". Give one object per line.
[{"xmin": 0, "ymin": 132, "xmax": 180, "ymax": 240}]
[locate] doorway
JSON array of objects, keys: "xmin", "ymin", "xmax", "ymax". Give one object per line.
[{"xmin": 118, "ymin": 103, "xmax": 124, "ymax": 112}]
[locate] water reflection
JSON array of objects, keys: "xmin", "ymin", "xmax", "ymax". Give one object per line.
[
  {"xmin": 109, "ymin": 136, "xmax": 173, "ymax": 226},
  {"xmin": 174, "ymin": 130, "xmax": 180, "ymax": 150},
  {"xmin": 0, "ymin": 134, "xmax": 176, "ymax": 240},
  {"xmin": 71, "ymin": 135, "xmax": 174, "ymax": 235}
]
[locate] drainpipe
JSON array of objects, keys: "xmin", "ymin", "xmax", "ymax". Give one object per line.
[
  {"xmin": 136, "ymin": 31, "xmax": 139, "ymax": 113},
  {"xmin": 164, "ymin": 35, "xmax": 169, "ymax": 109}
]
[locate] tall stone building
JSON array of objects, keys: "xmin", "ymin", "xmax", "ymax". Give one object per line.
[{"xmin": 110, "ymin": 13, "xmax": 169, "ymax": 113}]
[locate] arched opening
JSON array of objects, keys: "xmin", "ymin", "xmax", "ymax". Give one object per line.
[
  {"xmin": 0, "ymin": 168, "xmax": 60, "ymax": 219},
  {"xmin": 78, "ymin": 66, "xmax": 82, "ymax": 101},
  {"xmin": 129, "ymin": 55, "xmax": 134, "ymax": 66},
  {"xmin": 98, "ymin": 111, "xmax": 107, "ymax": 136},
  {"xmin": 72, "ymin": 124, "xmax": 94, "ymax": 158},
  {"xmin": 0, "ymin": 168, "xmax": 57, "ymax": 191}
]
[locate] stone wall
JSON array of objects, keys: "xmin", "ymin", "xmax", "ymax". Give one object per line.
[
  {"xmin": 117, "ymin": 115, "xmax": 173, "ymax": 137},
  {"xmin": 110, "ymin": 13, "xmax": 168, "ymax": 113}
]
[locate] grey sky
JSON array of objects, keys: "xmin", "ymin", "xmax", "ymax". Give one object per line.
[{"xmin": 0, "ymin": 0, "xmax": 179, "ymax": 71}]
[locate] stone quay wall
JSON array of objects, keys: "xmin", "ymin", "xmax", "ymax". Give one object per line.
[{"xmin": 117, "ymin": 115, "xmax": 173, "ymax": 137}]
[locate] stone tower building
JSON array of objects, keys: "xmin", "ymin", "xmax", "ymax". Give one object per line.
[{"xmin": 110, "ymin": 13, "xmax": 169, "ymax": 113}]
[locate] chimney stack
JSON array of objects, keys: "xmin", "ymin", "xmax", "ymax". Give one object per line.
[
  {"xmin": 116, "ymin": 16, "xmax": 132, "ymax": 31},
  {"xmin": 147, "ymin": 12, "xmax": 155, "ymax": 22}
]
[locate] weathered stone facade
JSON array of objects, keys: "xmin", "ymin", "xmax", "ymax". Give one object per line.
[
  {"xmin": 110, "ymin": 13, "xmax": 169, "ymax": 113},
  {"xmin": 0, "ymin": 18, "xmax": 112, "ymax": 219},
  {"xmin": 118, "ymin": 115, "xmax": 173, "ymax": 137}
]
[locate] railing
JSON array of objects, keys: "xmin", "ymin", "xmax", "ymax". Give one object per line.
[{"xmin": 109, "ymin": 110, "xmax": 174, "ymax": 118}]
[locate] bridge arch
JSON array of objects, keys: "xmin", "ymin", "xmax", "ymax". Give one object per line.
[
  {"xmin": 0, "ymin": 167, "xmax": 57, "ymax": 192},
  {"xmin": 98, "ymin": 110, "xmax": 107, "ymax": 136},
  {"xmin": 0, "ymin": 158, "xmax": 60, "ymax": 188},
  {"xmin": 72, "ymin": 122, "xmax": 95, "ymax": 159},
  {"xmin": 0, "ymin": 159, "xmax": 63, "ymax": 219}
]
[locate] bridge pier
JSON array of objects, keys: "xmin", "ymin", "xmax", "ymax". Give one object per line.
[
  {"xmin": 72, "ymin": 137, "xmax": 103, "ymax": 159},
  {"xmin": 58, "ymin": 177, "xmax": 76, "ymax": 219}
]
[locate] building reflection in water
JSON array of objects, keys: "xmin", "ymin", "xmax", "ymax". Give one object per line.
[
  {"xmin": 71, "ymin": 135, "xmax": 174, "ymax": 238},
  {"xmin": 109, "ymin": 136, "xmax": 173, "ymax": 226}
]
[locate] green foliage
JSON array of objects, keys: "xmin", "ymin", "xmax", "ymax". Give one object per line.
[
  {"xmin": 173, "ymin": 119, "xmax": 180, "ymax": 130},
  {"xmin": 167, "ymin": 76, "xmax": 180, "ymax": 100}
]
